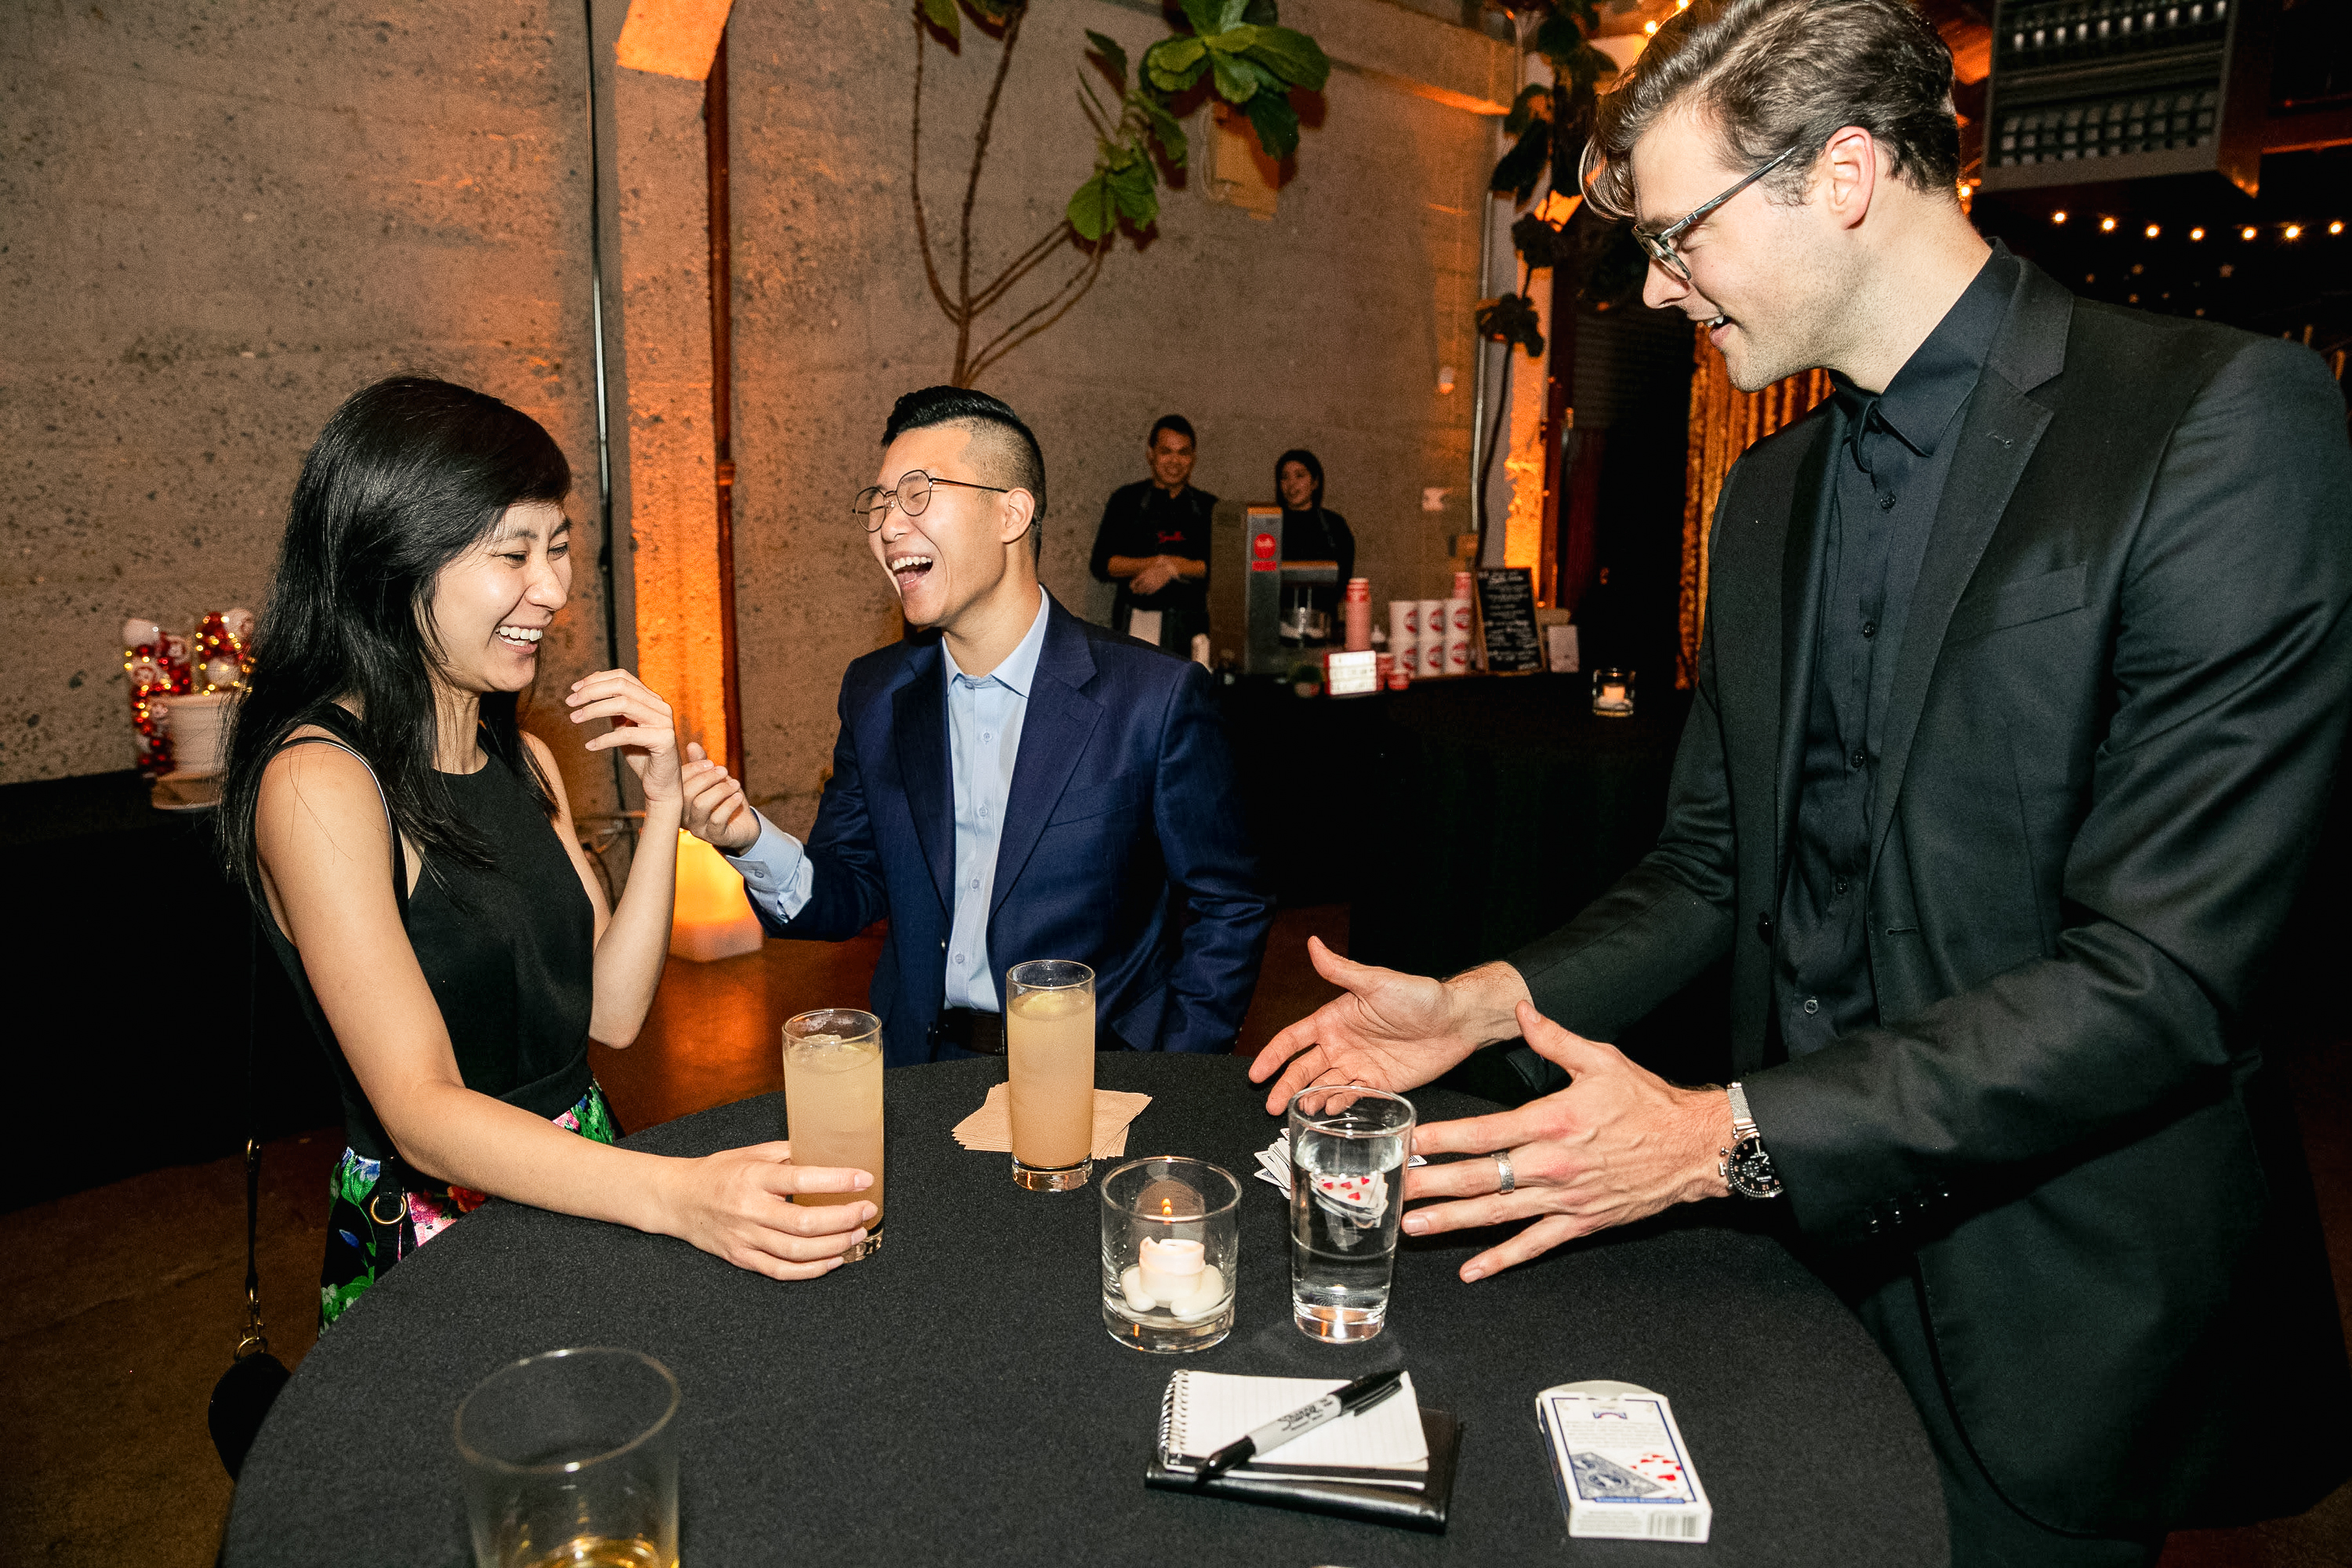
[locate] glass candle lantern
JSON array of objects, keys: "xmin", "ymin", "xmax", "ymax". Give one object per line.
[
  {"xmin": 1100, "ymin": 1156, "xmax": 1241, "ymax": 1353},
  {"xmin": 1592, "ymin": 667, "xmax": 1636, "ymax": 718}
]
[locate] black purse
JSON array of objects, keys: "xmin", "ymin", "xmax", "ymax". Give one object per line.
[{"xmin": 209, "ymin": 920, "xmax": 291, "ymax": 1478}]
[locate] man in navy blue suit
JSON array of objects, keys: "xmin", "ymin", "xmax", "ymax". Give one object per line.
[{"xmin": 678, "ymin": 386, "xmax": 1272, "ymax": 1066}]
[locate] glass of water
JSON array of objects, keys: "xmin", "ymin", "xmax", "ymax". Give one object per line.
[
  {"xmin": 1287, "ymin": 1085, "xmax": 1417, "ymax": 1342},
  {"xmin": 455, "ymin": 1347, "xmax": 680, "ymax": 1568}
]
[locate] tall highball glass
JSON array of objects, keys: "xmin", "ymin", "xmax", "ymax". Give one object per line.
[
  {"xmin": 782, "ymin": 1007, "xmax": 884, "ymax": 1259},
  {"xmin": 1006, "ymin": 959, "xmax": 1095, "ymax": 1190},
  {"xmin": 1287, "ymin": 1084, "xmax": 1417, "ymax": 1342}
]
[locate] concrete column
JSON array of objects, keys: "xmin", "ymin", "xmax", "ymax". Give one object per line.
[{"xmin": 611, "ymin": 59, "xmax": 728, "ymax": 762}]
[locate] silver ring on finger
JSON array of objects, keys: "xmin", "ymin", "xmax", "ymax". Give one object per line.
[{"xmin": 1492, "ymin": 1149, "xmax": 1516, "ymax": 1194}]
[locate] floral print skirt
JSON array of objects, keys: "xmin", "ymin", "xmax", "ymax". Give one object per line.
[{"xmin": 320, "ymin": 1081, "xmax": 619, "ymax": 1329}]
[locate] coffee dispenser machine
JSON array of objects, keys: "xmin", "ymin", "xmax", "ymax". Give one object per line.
[{"xmin": 1207, "ymin": 502, "xmax": 1339, "ymax": 675}]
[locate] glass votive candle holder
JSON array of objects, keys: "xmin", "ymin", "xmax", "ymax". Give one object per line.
[
  {"xmin": 455, "ymin": 1347, "xmax": 680, "ymax": 1568},
  {"xmin": 1592, "ymin": 667, "xmax": 1635, "ymax": 717},
  {"xmin": 1100, "ymin": 1156, "xmax": 1241, "ymax": 1353}
]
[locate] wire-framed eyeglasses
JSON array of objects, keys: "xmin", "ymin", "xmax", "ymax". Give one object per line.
[
  {"xmin": 851, "ymin": 470, "xmax": 1011, "ymax": 532},
  {"xmin": 1581, "ymin": 140, "xmax": 1800, "ymax": 283}
]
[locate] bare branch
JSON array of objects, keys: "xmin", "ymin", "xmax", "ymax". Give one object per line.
[
  {"xmin": 966, "ymin": 222, "xmax": 1076, "ymax": 318},
  {"xmin": 964, "ymin": 245, "xmax": 1109, "ymax": 384},
  {"xmin": 957, "ymin": 3, "xmax": 1028, "ymax": 328},
  {"xmin": 909, "ymin": 22, "xmax": 962, "ymax": 326}
]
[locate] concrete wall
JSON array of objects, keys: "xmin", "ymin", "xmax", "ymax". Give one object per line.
[
  {"xmin": 1, "ymin": 0, "xmax": 623, "ymax": 816},
  {"xmin": 4, "ymin": 0, "xmax": 1511, "ymax": 826},
  {"xmin": 724, "ymin": 0, "xmax": 1511, "ymax": 828}
]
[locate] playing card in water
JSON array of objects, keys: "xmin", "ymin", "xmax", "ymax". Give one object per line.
[
  {"xmin": 1256, "ymin": 1127, "xmax": 1425, "ymax": 1201},
  {"xmin": 1309, "ymin": 1169, "xmax": 1390, "ymax": 1225},
  {"xmin": 1537, "ymin": 1382, "xmax": 1710, "ymax": 1543}
]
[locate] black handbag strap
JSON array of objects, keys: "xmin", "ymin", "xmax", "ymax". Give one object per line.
[{"xmin": 238, "ymin": 913, "xmax": 269, "ymax": 1362}]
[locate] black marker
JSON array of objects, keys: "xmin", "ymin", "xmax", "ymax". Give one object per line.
[{"xmin": 1192, "ymin": 1367, "xmax": 1409, "ymax": 1485}]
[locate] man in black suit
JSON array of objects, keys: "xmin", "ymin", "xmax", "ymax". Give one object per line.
[{"xmin": 1251, "ymin": 1, "xmax": 2352, "ymax": 1560}]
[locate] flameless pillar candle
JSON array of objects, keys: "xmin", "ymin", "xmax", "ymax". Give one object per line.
[{"xmin": 1138, "ymin": 1236, "xmax": 1206, "ymax": 1300}]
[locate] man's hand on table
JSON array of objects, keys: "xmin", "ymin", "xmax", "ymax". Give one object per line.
[
  {"xmin": 1248, "ymin": 938, "xmax": 1531, "ymax": 1113},
  {"xmin": 1402, "ymin": 1000, "xmax": 1733, "ymax": 1281}
]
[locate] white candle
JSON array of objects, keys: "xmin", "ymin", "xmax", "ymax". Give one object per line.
[{"xmin": 1138, "ymin": 1236, "xmax": 1205, "ymax": 1302}]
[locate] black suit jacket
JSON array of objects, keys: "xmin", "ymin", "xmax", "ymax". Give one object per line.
[{"xmin": 1508, "ymin": 259, "xmax": 2352, "ymax": 1534}]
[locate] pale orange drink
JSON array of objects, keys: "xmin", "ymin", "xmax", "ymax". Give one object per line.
[
  {"xmin": 1006, "ymin": 960, "xmax": 1095, "ymax": 1190},
  {"xmin": 782, "ymin": 1008, "xmax": 884, "ymax": 1258}
]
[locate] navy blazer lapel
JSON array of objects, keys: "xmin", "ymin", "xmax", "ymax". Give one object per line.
[
  {"xmin": 990, "ymin": 601, "xmax": 1102, "ymax": 921},
  {"xmin": 1774, "ymin": 419, "xmax": 1837, "ymax": 893},
  {"xmin": 1868, "ymin": 268, "xmax": 2070, "ymax": 867},
  {"xmin": 891, "ymin": 644, "xmax": 955, "ymax": 915}
]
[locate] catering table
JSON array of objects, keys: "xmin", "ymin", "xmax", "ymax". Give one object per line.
[{"xmin": 223, "ymin": 1055, "xmax": 1945, "ymax": 1566}]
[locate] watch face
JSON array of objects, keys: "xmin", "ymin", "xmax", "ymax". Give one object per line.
[{"xmin": 1729, "ymin": 1134, "xmax": 1782, "ymax": 1199}]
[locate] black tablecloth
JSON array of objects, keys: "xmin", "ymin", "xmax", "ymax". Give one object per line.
[{"xmin": 224, "ymin": 1055, "xmax": 1944, "ymax": 1565}]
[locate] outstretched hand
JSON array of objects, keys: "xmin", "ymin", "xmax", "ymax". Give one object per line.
[
  {"xmin": 1399, "ymin": 1001, "xmax": 1731, "ymax": 1282},
  {"xmin": 1247, "ymin": 937, "xmax": 1501, "ymax": 1115}
]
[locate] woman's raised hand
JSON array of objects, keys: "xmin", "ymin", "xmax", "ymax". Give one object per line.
[
  {"xmin": 567, "ymin": 670, "xmax": 681, "ymax": 807},
  {"xmin": 658, "ymin": 1142, "xmax": 877, "ymax": 1280}
]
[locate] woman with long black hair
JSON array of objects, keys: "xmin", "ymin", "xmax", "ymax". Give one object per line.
[
  {"xmin": 220, "ymin": 376, "xmax": 872, "ymax": 1327},
  {"xmin": 1272, "ymin": 448, "xmax": 1356, "ymax": 642}
]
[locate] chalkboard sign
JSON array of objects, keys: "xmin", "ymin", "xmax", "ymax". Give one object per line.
[{"xmin": 1475, "ymin": 568, "xmax": 1543, "ymax": 674}]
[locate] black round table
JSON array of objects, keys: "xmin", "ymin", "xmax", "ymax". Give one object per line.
[{"xmin": 223, "ymin": 1056, "xmax": 1945, "ymax": 1565}]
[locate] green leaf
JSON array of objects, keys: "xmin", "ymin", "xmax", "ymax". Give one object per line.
[
  {"xmin": 1243, "ymin": 87, "xmax": 1300, "ymax": 160},
  {"xmin": 920, "ymin": 0, "xmax": 960, "ymax": 41},
  {"xmin": 1532, "ymin": 11, "xmax": 1586, "ymax": 72},
  {"xmin": 1069, "ymin": 172, "xmax": 1119, "ymax": 241},
  {"xmin": 1209, "ymin": 48, "xmax": 1257, "ymax": 103},
  {"xmin": 1242, "ymin": 26, "xmax": 1327, "ymax": 90},
  {"xmin": 1490, "ymin": 120, "xmax": 1552, "ymax": 202},
  {"xmin": 1240, "ymin": 0, "xmax": 1279, "ymax": 22},
  {"xmin": 1178, "ymin": 0, "xmax": 1225, "ymax": 37},
  {"xmin": 1200, "ymin": 24, "xmax": 1257, "ymax": 55},
  {"xmin": 1138, "ymin": 93, "xmax": 1189, "ymax": 165},
  {"xmin": 1085, "ymin": 29, "xmax": 1128, "ymax": 90},
  {"xmin": 1510, "ymin": 211, "xmax": 1570, "ymax": 269},
  {"xmin": 1108, "ymin": 158, "xmax": 1159, "ymax": 223},
  {"xmin": 1145, "ymin": 36, "xmax": 1207, "ymax": 92},
  {"xmin": 1474, "ymin": 292, "xmax": 1545, "ymax": 357},
  {"xmin": 1504, "ymin": 83, "xmax": 1552, "ymax": 139}
]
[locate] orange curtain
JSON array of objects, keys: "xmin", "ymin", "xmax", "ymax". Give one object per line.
[{"xmin": 1678, "ymin": 328, "xmax": 1832, "ymax": 688}]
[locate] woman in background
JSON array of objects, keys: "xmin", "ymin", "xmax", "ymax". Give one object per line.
[
  {"xmin": 1275, "ymin": 448, "xmax": 1356, "ymax": 641},
  {"xmin": 219, "ymin": 376, "xmax": 872, "ymax": 1327}
]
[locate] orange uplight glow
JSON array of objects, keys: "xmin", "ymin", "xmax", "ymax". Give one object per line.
[
  {"xmin": 2241, "ymin": 227, "xmax": 2258, "ymax": 240},
  {"xmin": 2051, "ymin": 210, "xmax": 2068, "ymax": 223},
  {"xmin": 615, "ymin": 0, "xmax": 735, "ymax": 81},
  {"xmin": 670, "ymin": 831, "xmax": 764, "ymax": 962},
  {"xmin": 1644, "ymin": 20, "xmax": 1659, "ymax": 33},
  {"xmin": 2100, "ymin": 216, "xmax": 2117, "ymax": 231},
  {"xmin": 2284, "ymin": 224, "xmax": 2303, "ymax": 240},
  {"xmin": 2190, "ymin": 227, "xmax": 2205, "ymax": 240},
  {"xmin": 2144, "ymin": 223, "xmax": 2161, "ymax": 238},
  {"xmin": 2332, "ymin": 221, "xmax": 2346, "ymax": 235}
]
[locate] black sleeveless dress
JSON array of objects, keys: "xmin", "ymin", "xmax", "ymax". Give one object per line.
[{"xmin": 259, "ymin": 707, "xmax": 617, "ymax": 1327}]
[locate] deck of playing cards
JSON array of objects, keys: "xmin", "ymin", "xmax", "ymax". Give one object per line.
[
  {"xmin": 1536, "ymin": 1381, "xmax": 1711, "ymax": 1543},
  {"xmin": 1252, "ymin": 1128, "xmax": 1426, "ymax": 1216}
]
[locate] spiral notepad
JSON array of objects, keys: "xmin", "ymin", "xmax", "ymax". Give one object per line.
[
  {"xmin": 1158, "ymin": 1370, "xmax": 1429, "ymax": 1486},
  {"xmin": 1145, "ymin": 1370, "xmax": 1464, "ymax": 1532}
]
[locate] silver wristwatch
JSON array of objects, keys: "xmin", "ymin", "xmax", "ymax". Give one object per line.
[{"xmin": 1719, "ymin": 1081, "xmax": 1784, "ymax": 1200}]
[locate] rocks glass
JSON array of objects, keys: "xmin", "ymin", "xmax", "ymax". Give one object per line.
[
  {"xmin": 1287, "ymin": 1085, "xmax": 1417, "ymax": 1342},
  {"xmin": 1006, "ymin": 959, "xmax": 1095, "ymax": 1190},
  {"xmin": 1101, "ymin": 1156, "xmax": 1241, "ymax": 1352},
  {"xmin": 455, "ymin": 1347, "xmax": 680, "ymax": 1568},
  {"xmin": 782, "ymin": 1007, "xmax": 884, "ymax": 1259}
]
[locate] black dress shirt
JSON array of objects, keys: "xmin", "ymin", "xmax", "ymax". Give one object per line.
[
  {"xmin": 1089, "ymin": 479, "xmax": 1218, "ymax": 646},
  {"xmin": 1773, "ymin": 247, "xmax": 2020, "ymax": 1058}
]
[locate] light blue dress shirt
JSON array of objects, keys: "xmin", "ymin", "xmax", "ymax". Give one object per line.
[{"xmin": 724, "ymin": 590, "xmax": 1051, "ymax": 1013}]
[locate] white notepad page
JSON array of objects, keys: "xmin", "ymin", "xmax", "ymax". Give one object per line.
[{"xmin": 1167, "ymin": 1370, "xmax": 1428, "ymax": 1472}]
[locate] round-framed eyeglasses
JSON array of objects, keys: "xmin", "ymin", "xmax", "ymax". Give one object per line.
[
  {"xmin": 1579, "ymin": 140, "xmax": 1800, "ymax": 284},
  {"xmin": 851, "ymin": 470, "xmax": 1011, "ymax": 532}
]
